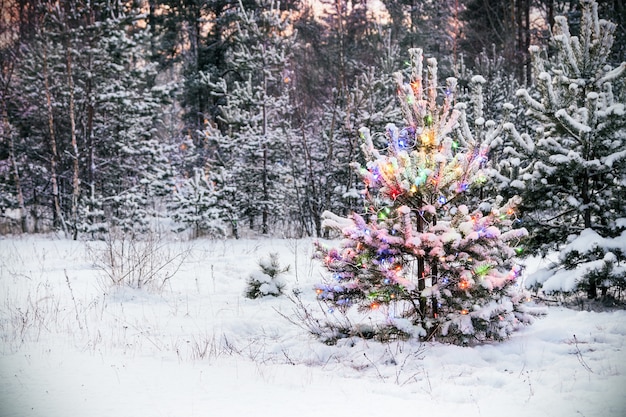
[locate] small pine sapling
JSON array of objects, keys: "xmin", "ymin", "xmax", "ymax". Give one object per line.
[{"xmin": 245, "ymin": 253, "xmax": 290, "ymax": 299}]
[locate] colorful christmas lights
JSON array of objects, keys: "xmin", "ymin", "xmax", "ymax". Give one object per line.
[{"xmin": 313, "ymin": 48, "xmax": 531, "ymax": 344}]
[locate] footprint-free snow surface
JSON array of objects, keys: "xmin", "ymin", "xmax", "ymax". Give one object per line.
[{"xmin": 1, "ymin": 236, "xmax": 624, "ymax": 417}]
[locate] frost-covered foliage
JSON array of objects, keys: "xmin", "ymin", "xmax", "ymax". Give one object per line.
[
  {"xmin": 297, "ymin": 64, "xmax": 404, "ymax": 236},
  {"xmin": 455, "ymin": 47, "xmax": 522, "ymax": 125},
  {"xmin": 454, "ymin": 48, "xmax": 528, "ymax": 199},
  {"xmin": 505, "ymin": 0, "xmax": 626, "ymax": 299},
  {"xmin": 7, "ymin": 2, "xmax": 173, "ymax": 238},
  {"xmin": 169, "ymin": 168, "xmax": 226, "ymax": 239},
  {"xmin": 203, "ymin": 1, "xmax": 297, "ymax": 236},
  {"xmin": 526, "ymin": 229, "xmax": 626, "ymax": 298},
  {"xmin": 313, "ymin": 49, "xmax": 535, "ymax": 345},
  {"xmin": 245, "ymin": 252, "xmax": 289, "ymax": 298}
]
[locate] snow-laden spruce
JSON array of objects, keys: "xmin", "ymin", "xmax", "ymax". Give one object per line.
[
  {"xmin": 313, "ymin": 49, "xmax": 537, "ymax": 345},
  {"xmin": 202, "ymin": 3, "xmax": 297, "ymax": 237},
  {"xmin": 502, "ymin": 0, "xmax": 626, "ymax": 299}
]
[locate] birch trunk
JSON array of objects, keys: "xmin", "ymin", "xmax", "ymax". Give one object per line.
[
  {"xmin": 65, "ymin": 39, "xmax": 80, "ymax": 240},
  {"xmin": 43, "ymin": 45, "xmax": 66, "ymax": 233}
]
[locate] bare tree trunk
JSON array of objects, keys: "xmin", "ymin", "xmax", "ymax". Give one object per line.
[
  {"xmin": 431, "ymin": 215, "xmax": 438, "ymax": 319},
  {"xmin": 582, "ymin": 171, "xmax": 597, "ymax": 299},
  {"xmin": 523, "ymin": 0, "xmax": 531, "ymax": 84},
  {"xmin": 547, "ymin": 0, "xmax": 555, "ymax": 29},
  {"xmin": 417, "ymin": 209, "xmax": 426, "ymax": 319},
  {"xmin": 3, "ymin": 98, "xmax": 27, "ymax": 233},
  {"xmin": 335, "ymin": 0, "xmax": 347, "ymax": 96},
  {"xmin": 262, "ymin": 142, "xmax": 269, "ymax": 235},
  {"xmin": 261, "ymin": 47, "xmax": 269, "ymax": 235},
  {"xmin": 65, "ymin": 38, "xmax": 80, "ymax": 240},
  {"xmin": 42, "ymin": 45, "xmax": 66, "ymax": 234},
  {"xmin": 298, "ymin": 127, "xmax": 317, "ymax": 237},
  {"xmin": 85, "ymin": 5, "xmax": 97, "ymax": 234},
  {"xmin": 0, "ymin": 38, "xmax": 26, "ymax": 233}
]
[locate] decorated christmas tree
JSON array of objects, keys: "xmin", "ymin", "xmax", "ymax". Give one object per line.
[{"xmin": 314, "ymin": 49, "xmax": 535, "ymax": 345}]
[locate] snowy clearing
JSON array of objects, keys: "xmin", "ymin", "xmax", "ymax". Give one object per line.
[{"xmin": 1, "ymin": 236, "xmax": 625, "ymax": 417}]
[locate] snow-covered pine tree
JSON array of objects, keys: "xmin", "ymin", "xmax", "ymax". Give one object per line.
[
  {"xmin": 12, "ymin": 1, "xmax": 171, "ymax": 238},
  {"xmin": 169, "ymin": 167, "xmax": 225, "ymax": 238},
  {"xmin": 244, "ymin": 252, "xmax": 289, "ymax": 299},
  {"xmin": 453, "ymin": 47, "xmax": 533, "ymax": 205},
  {"xmin": 77, "ymin": 14, "xmax": 172, "ymax": 237},
  {"xmin": 506, "ymin": 0, "xmax": 626, "ymax": 299},
  {"xmin": 314, "ymin": 49, "xmax": 534, "ymax": 345},
  {"xmin": 204, "ymin": 1, "xmax": 297, "ymax": 235}
]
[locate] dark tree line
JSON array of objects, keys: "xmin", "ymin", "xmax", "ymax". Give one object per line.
[{"xmin": 1, "ymin": 0, "xmax": 624, "ymax": 239}]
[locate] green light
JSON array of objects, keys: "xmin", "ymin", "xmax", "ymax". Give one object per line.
[
  {"xmin": 415, "ymin": 170, "xmax": 428, "ymax": 185},
  {"xmin": 474, "ymin": 264, "xmax": 492, "ymax": 276},
  {"xmin": 475, "ymin": 175, "xmax": 487, "ymax": 184}
]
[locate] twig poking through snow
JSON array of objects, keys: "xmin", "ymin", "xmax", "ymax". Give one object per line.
[
  {"xmin": 64, "ymin": 269, "xmax": 83, "ymax": 331},
  {"xmin": 572, "ymin": 334, "xmax": 594, "ymax": 373}
]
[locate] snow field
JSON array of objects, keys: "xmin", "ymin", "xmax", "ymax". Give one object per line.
[{"xmin": 1, "ymin": 236, "xmax": 625, "ymax": 417}]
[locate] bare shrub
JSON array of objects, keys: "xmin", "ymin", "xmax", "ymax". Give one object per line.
[{"xmin": 88, "ymin": 229, "xmax": 190, "ymax": 291}]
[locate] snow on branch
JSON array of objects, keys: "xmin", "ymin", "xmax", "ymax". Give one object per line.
[
  {"xmin": 555, "ymin": 108, "xmax": 591, "ymax": 135},
  {"xmin": 321, "ymin": 210, "xmax": 353, "ymax": 231},
  {"xmin": 516, "ymin": 89, "xmax": 545, "ymax": 114},
  {"xmin": 537, "ymin": 72, "xmax": 558, "ymax": 111},
  {"xmin": 603, "ymin": 148, "xmax": 626, "ymax": 168},
  {"xmin": 503, "ymin": 123, "xmax": 534, "ymax": 153},
  {"xmin": 409, "ymin": 48, "xmax": 424, "ymax": 103},
  {"xmin": 553, "ymin": 16, "xmax": 581, "ymax": 77},
  {"xmin": 597, "ymin": 62, "xmax": 626, "ymax": 86}
]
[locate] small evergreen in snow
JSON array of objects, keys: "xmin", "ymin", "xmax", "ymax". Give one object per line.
[
  {"xmin": 169, "ymin": 168, "xmax": 225, "ymax": 239},
  {"xmin": 314, "ymin": 49, "xmax": 534, "ymax": 345},
  {"xmin": 245, "ymin": 253, "xmax": 289, "ymax": 299}
]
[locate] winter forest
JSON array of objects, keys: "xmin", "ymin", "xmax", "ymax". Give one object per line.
[{"xmin": 1, "ymin": 0, "xmax": 626, "ymax": 415}]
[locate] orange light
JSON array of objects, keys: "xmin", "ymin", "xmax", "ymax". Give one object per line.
[
  {"xmin": 371, "ymin": 302, "xmax": 380, "ymax": 310},
  {"xmin": 461, "ymin": 309, "xmax": 469, "ymax": 315},
  {"xmin": 315, "ymin": 289, "xmax": 323, "ymax": 295},
  {"xmin": 383, "ymin": 162, "xmax": 395, "ymax": 176},
  {"xmin": 459, "ymin": 280, "xmax": 470, "ymax": 290}
]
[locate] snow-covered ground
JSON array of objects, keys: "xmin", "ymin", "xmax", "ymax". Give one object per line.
[{"xmin": 1, "ymin": 235, "xmax": 624, "ymax": 417}]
